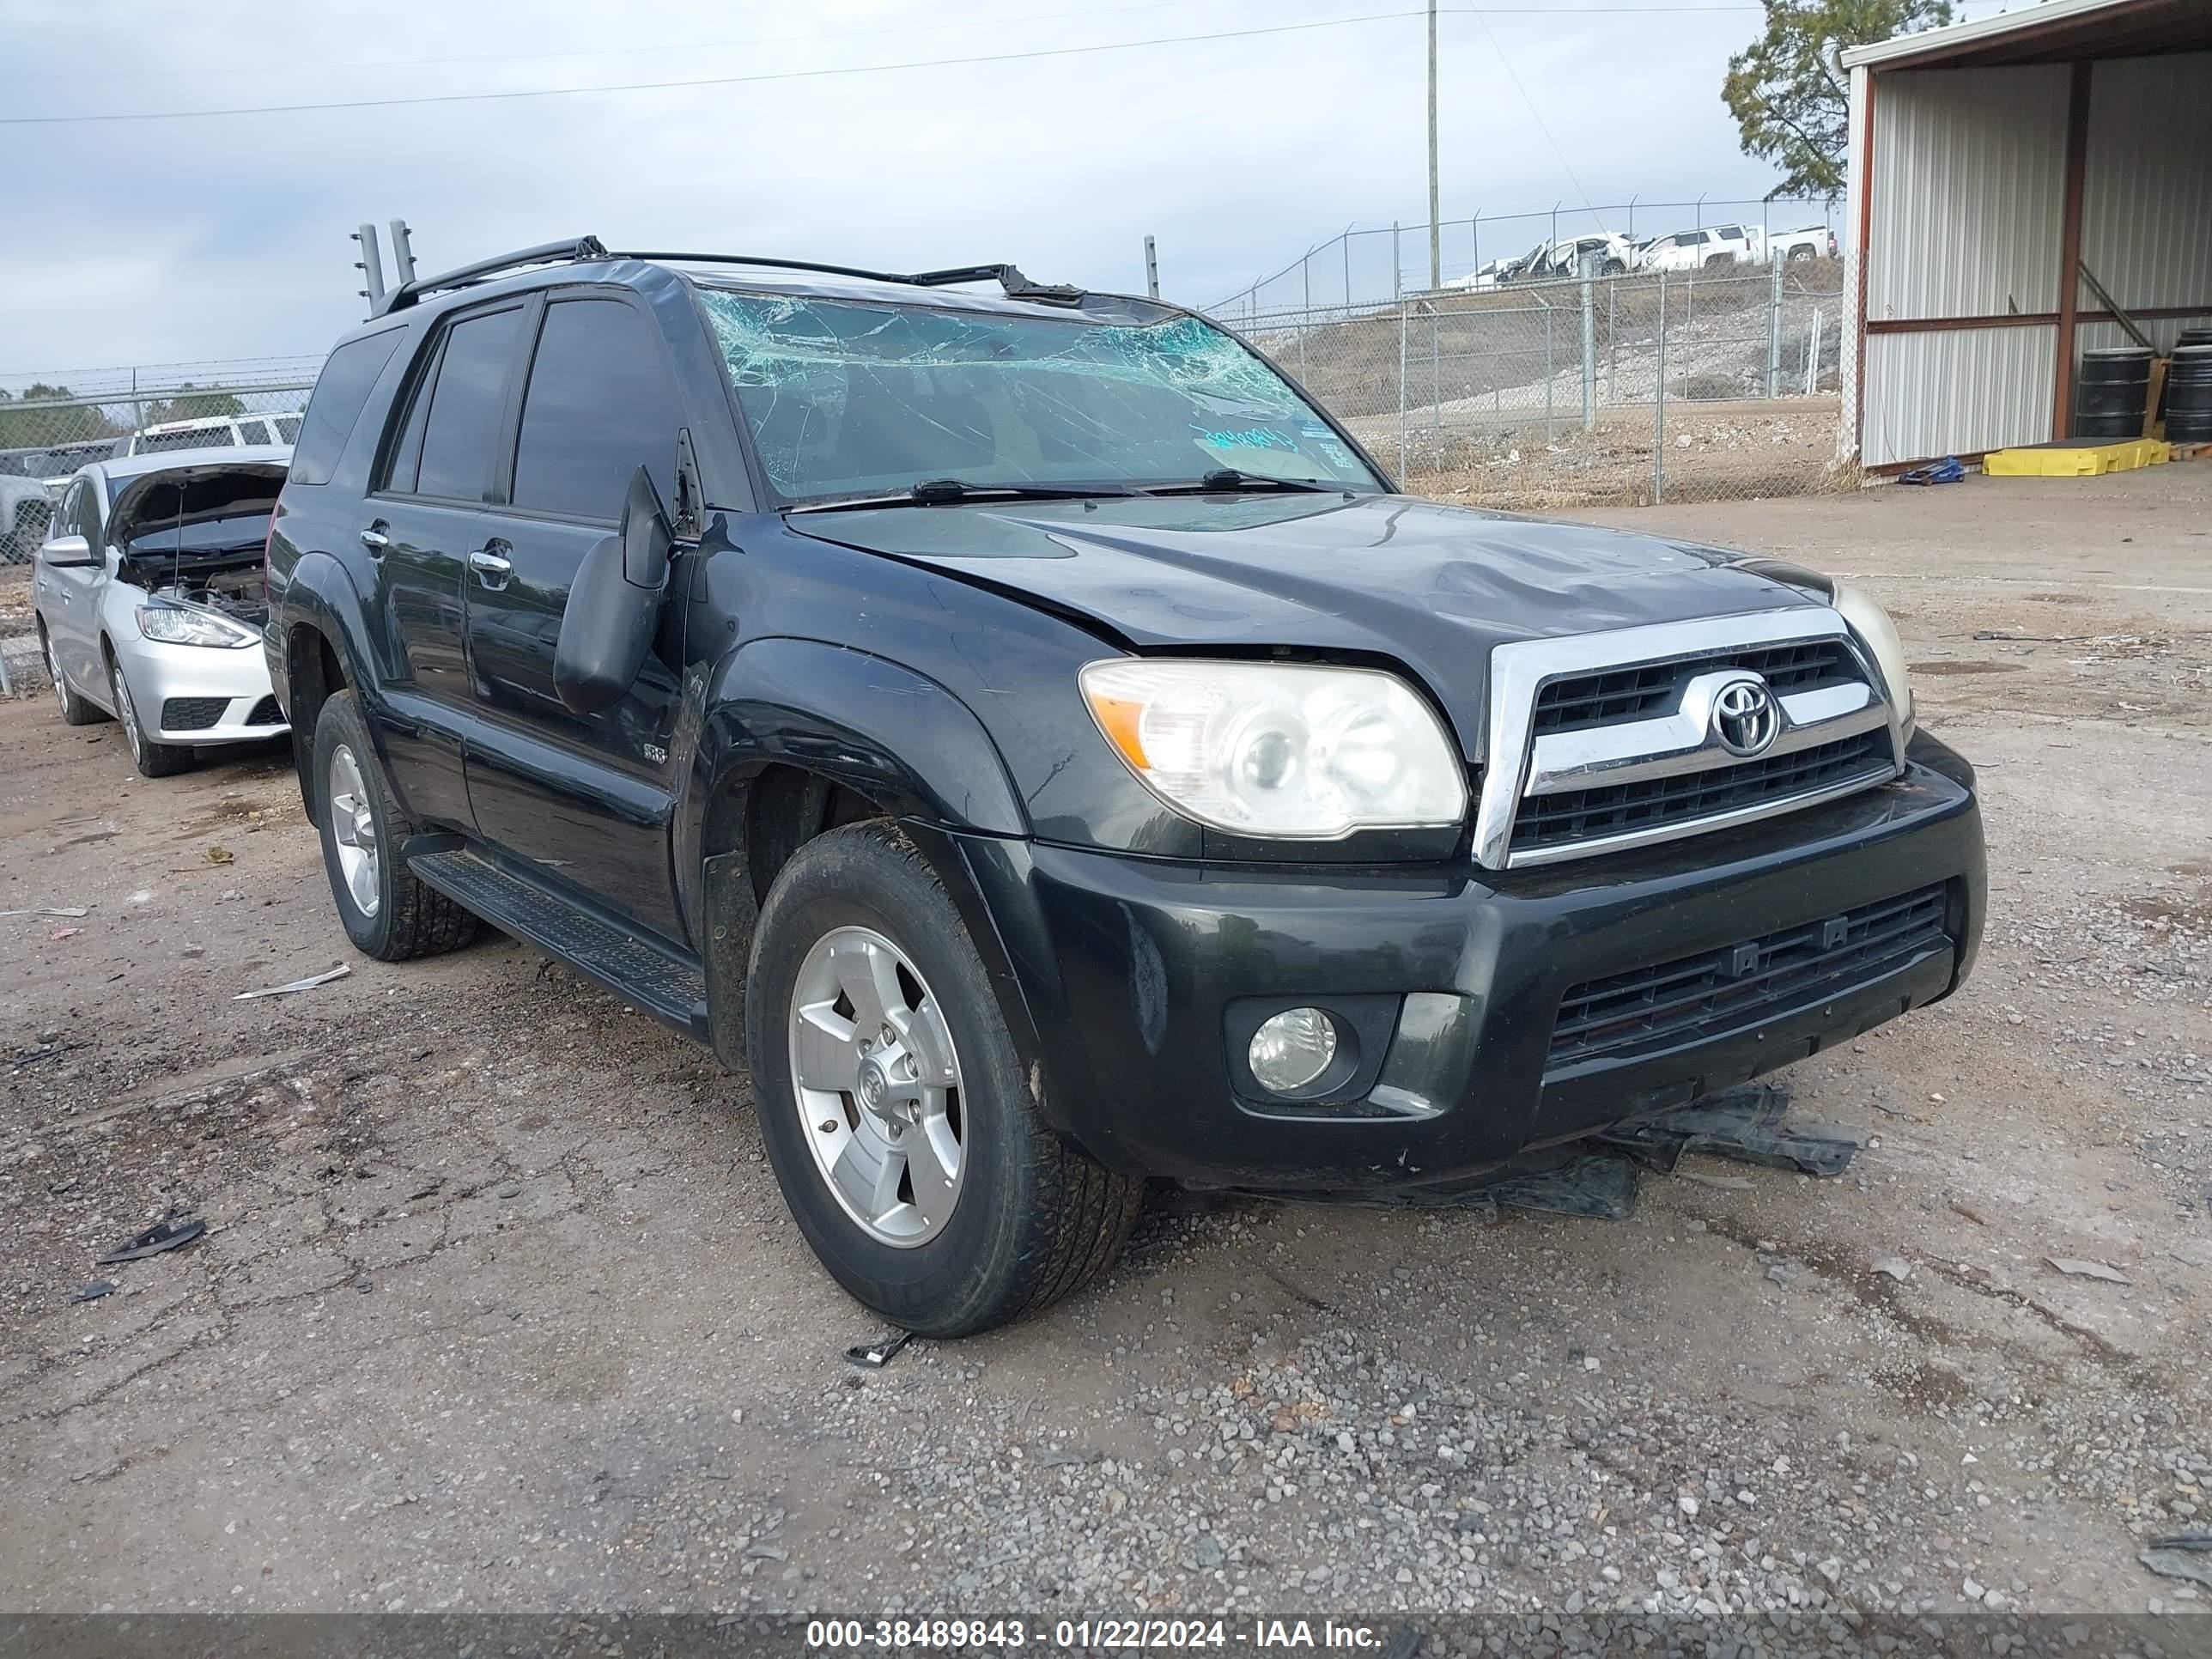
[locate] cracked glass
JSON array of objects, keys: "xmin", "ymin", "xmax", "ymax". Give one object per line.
[{"xmin": 696, "ymin": 289, "xmax": 1381, "ymax": 503}]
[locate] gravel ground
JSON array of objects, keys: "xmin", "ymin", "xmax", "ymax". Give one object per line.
[{"xmin": 1, "ymin": 466, "xmax": 2208, "ymax": 1635}]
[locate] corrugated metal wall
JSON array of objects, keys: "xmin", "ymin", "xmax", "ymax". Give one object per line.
[
  {"xmin": 1864, "ymin": 66, "xmax": 2069, "ymax": 325},
  {"xmin": 1863, "ymin": 326, "xmax": 2059, "ymax": 468},
  {"xmin": 1854, "ymin": 51, "xmax": 2212, "ymax": 468},
  {"xmin": 1859, "ymin": 65, "xmax": 2069, "ymax": 467},
  {"xmin": 2080, "ymin": 52, "xmax": 2212, "ymax": 350}
]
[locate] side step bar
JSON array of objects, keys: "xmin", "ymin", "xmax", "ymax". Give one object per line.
[{"xmin": 406, "ymin": 847, "xmax": 711, "ymax": 1042}]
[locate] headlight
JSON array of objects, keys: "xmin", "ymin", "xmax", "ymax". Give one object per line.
[
  {"xmin": 1079, "ymin": 659, "xmax": 1467, "ymax": 837},
  {"xmin": 1831, "ymin": 585, "xmax": 1912, "ymax": 730},
  {"xmin": 137, "ymin": 605, "xmax": 256, "ymax": 649}
]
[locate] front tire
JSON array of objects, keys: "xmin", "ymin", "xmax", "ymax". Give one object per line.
[
  {"xmin": 41, "ymin": 626, "xmax": 101, "ymax": 726},
  {"xmin": 746, "ymin": 822, "xmax": 1143, "ymax": 1336},
  {"xmin": 107, "ymin": 650, "xmax": 192, "ymax": 776},
  {"xmin": 310, "ymin": 690, "xmax": 478, "ymax": 961}
]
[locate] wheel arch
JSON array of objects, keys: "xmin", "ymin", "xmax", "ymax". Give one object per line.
[
  {"xmin": 273, "ymin": 551, "xmax": 375, "ymax": 823},
  {"xmin": 684, "ymin": 637, "xmax": 1035, "ymax": 1075}
]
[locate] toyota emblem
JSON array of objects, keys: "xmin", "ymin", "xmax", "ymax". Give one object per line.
[{"xmin": 1711, "ymin": 675, "xmax": 1781, "ymax": 757}]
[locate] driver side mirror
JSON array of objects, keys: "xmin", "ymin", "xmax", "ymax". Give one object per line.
[
  {"xmin": 553, "ymin": 467, "xmax": 673, "ymax": 715},
  {"xmin": 40, "ymin": 532, "xmax": 96, "ymax": 568}
]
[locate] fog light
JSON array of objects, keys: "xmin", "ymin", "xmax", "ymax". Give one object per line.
[{"xmin": 1248, "ymin": 1007, "xmax": 1339, "ymax": 1094}]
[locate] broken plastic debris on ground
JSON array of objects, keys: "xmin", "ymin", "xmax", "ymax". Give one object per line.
[
  {"xmin": 234, "ymin": 963, "xmax": 351, "ymax": 1000},
  {"xmin": 1269, "ymin": 1082, "xmax": 1863, "ymax": 1221}
]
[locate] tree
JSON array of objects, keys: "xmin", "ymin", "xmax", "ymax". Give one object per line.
[
  {"xmin": 143, "ymin": 383, "xmax": 247, "ymax": 426},
  {"xmin": 0, "ymin": 383, "xmax": 94, "ymax": 448},
  {"xmin": 1723, "ymin": 0, "xmax": 1954, "ymax": 199}
]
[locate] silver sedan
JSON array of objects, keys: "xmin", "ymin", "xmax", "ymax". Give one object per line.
[{"xmin": 32, "ymin": 446, "xmax": 291, "ymax": 777}]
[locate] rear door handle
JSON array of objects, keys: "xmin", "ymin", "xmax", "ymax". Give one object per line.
[{"xmin": 360, "ymin": 521, "xmax": 390, "ymax": 554}]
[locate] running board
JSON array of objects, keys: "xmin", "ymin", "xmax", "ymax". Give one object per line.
[{"xmin": 405, "ymin": 847, "xmax": 710, "ymax": 1042}]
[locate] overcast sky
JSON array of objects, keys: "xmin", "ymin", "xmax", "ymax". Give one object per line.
[{"xmin": 0, "ymin": 0, "xmax": 2015, "ymax": 382}]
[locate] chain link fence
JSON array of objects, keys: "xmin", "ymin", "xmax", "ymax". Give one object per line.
[
  {"xmin": 1221, "ymin": 257, "xmax": 1849, "ymax": 507},
  {"xmin": 1, "ymin": 366, "xmax": 319, "ymax": 565}
]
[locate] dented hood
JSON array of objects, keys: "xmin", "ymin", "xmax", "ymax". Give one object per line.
[{"xmin": 792, "ymin": 493, "xmax": 1825, "ymax": 757}]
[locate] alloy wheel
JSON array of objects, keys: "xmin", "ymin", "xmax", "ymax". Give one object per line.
[
  {"xmin": 109, "ymin": 661, "xmax": 143, "ymax": 763},
  {"xmin": 326, "ymin": 744, "xmax": 381, "ymax": 919},
  {"xmin": 787, "ymin": 926, "xmax": 966, "ymax": 1248}
]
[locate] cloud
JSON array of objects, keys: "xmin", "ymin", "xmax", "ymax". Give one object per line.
[{"xmin": 2, "ymin": 0, "xmax": 1797, "ymax": 378}]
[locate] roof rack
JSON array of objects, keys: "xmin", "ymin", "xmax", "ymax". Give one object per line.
[
  {"xmin": 369, "ymin": 236, "xmax": 1085, "ymax": 317},
  {"xmin": 373, "ymin": 235, "xmax": 610, "ymax": 317}
]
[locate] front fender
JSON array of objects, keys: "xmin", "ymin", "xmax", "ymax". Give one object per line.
[
  {"xmin": 689, "ymin": 637, "xmax": 1028, "ymax": 842},
  {"xmin": 680, "ymin": 637, "xmax": 1031, "ymax": 1069}
]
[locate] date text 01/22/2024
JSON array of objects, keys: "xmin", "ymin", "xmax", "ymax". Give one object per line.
[{"xmin": 804, "ymin": 1619, "xmax": 1400, "ymax": 1650}]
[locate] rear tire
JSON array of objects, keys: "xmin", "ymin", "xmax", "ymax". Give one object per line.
[
  {"xmin": 41, "ymin": 625, "xmax": 101, "ymax": 726},
  {"xmin": 746, "ymin": 821, "xmax": 1143, "ymax": 1336},
  {"xmin": 107, "ymin": 650, "xmax": 193, "ymax": 776},
  {"xmin": 311, "ymin": 690, "xmax": 478, "ymax": 961}
]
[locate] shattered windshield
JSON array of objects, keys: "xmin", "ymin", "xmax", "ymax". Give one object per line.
[{"xmin": 695, "ymin": 289, "xmax": 1382, "ymax": 503}]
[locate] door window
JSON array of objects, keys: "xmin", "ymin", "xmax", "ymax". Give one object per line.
[
  {"xmin": 510, "ymin": 300, "xmax": 681, "ymax": 522},
  {"xmin": 412, "ymin": 307, "xmax": 528, "ymax": 503}
]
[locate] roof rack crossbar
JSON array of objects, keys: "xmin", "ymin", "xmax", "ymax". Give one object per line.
[
  {"xmin": 614, "ymin": 252, "xmax": 1085, "ymax": 304},
  {"xmin": 607, "ymin": 252, "xmax": 928, "ymax": 286},
  {"xmin": 373, "ymin": 235, "xmax": 610, "ymax": 317}
]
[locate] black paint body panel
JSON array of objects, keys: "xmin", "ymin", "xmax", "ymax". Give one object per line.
[{"xmin": 265, "ymin": 254, "xmax": 1986, "ymax": 1194}]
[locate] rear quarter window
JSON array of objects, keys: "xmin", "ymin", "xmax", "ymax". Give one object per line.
[{"xmin": 290, "ymin": 329, "xmax": 406, "ymax": 486}]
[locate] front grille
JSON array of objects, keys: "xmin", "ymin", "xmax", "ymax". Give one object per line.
[
  {"xmin": 244, "ymin": 695, "xmax": 283, "ymax": 726},
  {"xmin": 1530, "ymin": 640, "xmax": 1862, "ymax": 735},
  {"xmin": 161, "ymin": 696, "xmax": 228, "ymax": 731},
  {"xmin": 1548, "ymin": 884, "xmax": 1949, "ymax": 1071},
  {"xmin": 1511, "ymin": 727, "xmax": 1893, "ymax": 855}
]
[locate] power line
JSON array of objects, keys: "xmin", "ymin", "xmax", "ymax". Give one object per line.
[
  {"xmin": 1465, "ymin": 6, "xmax": 1607, "ymax": 234},
  {"xmin": 32, "ymin": 0, "xmax": 1228, "ymax": 84},
  {"xmin": 3, "ymin": 5, "xmax": 1763, "ymax": 126}
]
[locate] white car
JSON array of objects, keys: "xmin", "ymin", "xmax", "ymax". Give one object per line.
[
  {"xmin": 1497, "ymin": 234, "xmax": 1639, "ymax": 284},
  {"xmin": 1641, "ymin": 223, "xmax": 1763, "ymax": 272},
  {"xmin": 32, "ymin": 446, "xmax": 291, "ymax": 776},
  {"xmin": 1443, "ymin": 256, "xmax": 1516, "ymax": 292},
  {"xmin": 1769, "ymin": 224, "xmax": 1838, "ymax": 261},
  {"xmin": 128, "ymin": 412, "xmax": 305, "ymax": 455}
]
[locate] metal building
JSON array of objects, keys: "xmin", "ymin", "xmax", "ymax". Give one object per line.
[{"xmin": 1838, "ymin": 0, "xmax": 2212, "ymax": 472}]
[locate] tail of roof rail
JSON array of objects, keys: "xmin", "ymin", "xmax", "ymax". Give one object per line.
[{"xmin": 371, "ymin": 235, "xmax": 610, "ymax": 317}]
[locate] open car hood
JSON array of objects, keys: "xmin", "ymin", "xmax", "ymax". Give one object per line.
[{"xmin": 107, "ymin": 461, "xmax": 288, "ymax": 554}]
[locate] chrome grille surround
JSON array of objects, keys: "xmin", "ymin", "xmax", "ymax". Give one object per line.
[{"xmin": 1472, "ymin": 608, "xmax": 1907, "ymax": 870}]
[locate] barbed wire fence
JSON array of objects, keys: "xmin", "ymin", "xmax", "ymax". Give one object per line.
[
  {"xmin": 1219, "ymin": 255, "xmax": 1849, "ymax": 508},
  {"xmin": 0, "ymin": 365, "xmax": 319, "ymax": 566}
]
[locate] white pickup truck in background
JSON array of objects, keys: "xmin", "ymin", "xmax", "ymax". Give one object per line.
[{"xmin": 1768, "ymin": 224, "xmax": 1838, "ymax": 261}]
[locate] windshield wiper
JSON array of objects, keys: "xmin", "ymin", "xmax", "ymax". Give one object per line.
[
  {"xmin": 1149, "ymin": 468, "xmax": 1341, "ymax": 495},
  {"xmin": 788, "ymin": 478, "xmax": 1147, "ymax": 513}
]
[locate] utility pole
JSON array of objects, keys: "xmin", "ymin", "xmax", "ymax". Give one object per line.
[
  {"xmin": 1426, "ymin": 0, "xmax": 1441, "ymax": 292},
  {"xmin": 1143, "ymin": 234, "xmax": 1159, "ymax": 299}
]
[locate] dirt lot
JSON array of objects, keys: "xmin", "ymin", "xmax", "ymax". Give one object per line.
[{"xmin": 2, "ymin": 468, "xmax": 2209, "ymax": 1630}]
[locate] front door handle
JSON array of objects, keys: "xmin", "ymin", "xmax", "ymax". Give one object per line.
[
  {"xmin": 469, "ymin": 543, "xmax": 514, "ymax": 588},
  {"xmin": 360, "ymin": 521, "xmax": 391, "ymax": 553}
]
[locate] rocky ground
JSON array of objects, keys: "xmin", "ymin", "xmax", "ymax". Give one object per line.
[{"xmin": 0, "ymin": 467, "xmax": 2208, "ymax": 1639}]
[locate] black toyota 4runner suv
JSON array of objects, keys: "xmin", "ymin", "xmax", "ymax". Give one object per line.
[{"xmin": 268, "ymin": 237, "xmax": 1984, "ymax": 1335}]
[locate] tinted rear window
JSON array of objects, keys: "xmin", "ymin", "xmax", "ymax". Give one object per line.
[
  {"xmin": 290, "ymin": 330, "xmax": 404, "ymax": 486},
  {"xmin": 137, "ymin": 427, "xmax": 237, "ymax": 454},
  {"xmin": 416, "ymin": 307, "xmax": 526, "ymax": 502}
]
